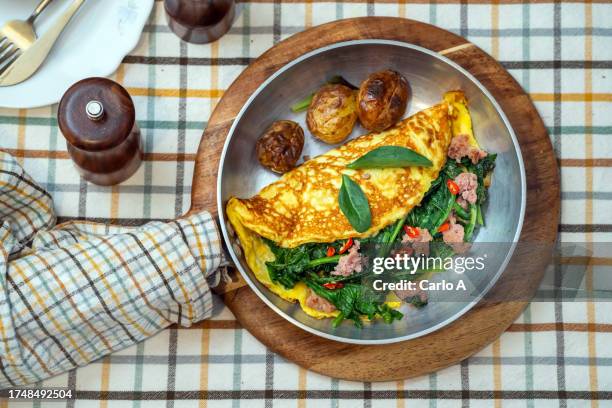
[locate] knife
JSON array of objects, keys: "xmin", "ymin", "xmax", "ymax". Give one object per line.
[{"xmin": 0, "ymin": 0, "xmax": 86, "ymax": 87}]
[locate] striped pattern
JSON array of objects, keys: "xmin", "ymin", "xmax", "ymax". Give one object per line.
[
  {"xmin": 0, "ymin": 0, "xmax": 611, "ymax": 405},
  {"xmin": 0, "ymin": 152, "xmax": 55, "ymax": 256},
  {"xmin": 0, "ymin": 152, "xmax": 224, "ymax": 389}
]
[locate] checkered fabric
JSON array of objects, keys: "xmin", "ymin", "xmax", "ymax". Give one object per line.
[
  {"xmin": 0, "ymin": 153, "xmax": 55, "ymax": 256},
  {"xmin": 0, "ymin": 152, "xmax": 224, "ymax": 389},
  {"xmin": 0, "ymin": 0, "xmax": 611, "ymax": 405}
]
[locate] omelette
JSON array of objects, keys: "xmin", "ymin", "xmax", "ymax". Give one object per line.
[{"xmin": 226, "ymin": 91, "xmax": 491, "ymax": 324}]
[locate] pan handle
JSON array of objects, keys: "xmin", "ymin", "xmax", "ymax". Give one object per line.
[
  {"xmin": 212, "ymin": 266, "xmax": 249, "ymax": 295},
  {"xmin": 438, "ymin": 42, "xmax": 476, "ymax": 57},
  {"xmin": 211, "ymin": 217, "xmax": 249, "ymax": 295}
]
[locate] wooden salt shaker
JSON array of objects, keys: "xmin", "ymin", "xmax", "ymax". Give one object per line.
[
  {"xmin": 164, "ymin": 0, "xmax": 235, "ymax": 44},
  {"xmin": 58, "ymin": 77, "xmax": 143, "ymax": 186}
]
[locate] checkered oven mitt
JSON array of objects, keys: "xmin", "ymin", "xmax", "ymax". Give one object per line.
[{"xmin": 0, "ymin": 151, "xmax": 226, "ymax": 387}]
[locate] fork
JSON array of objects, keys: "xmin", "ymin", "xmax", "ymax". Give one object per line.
[{"xmin": 0, "ymin": 0, "xmax": 54, "ymax": 75}]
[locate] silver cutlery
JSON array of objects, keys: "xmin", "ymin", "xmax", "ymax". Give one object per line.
[
  {"xmin": 0, "ymin": 0, "xmax": 54, "ymax": 75},
  {"xmin": 0, "ymin": 0, "xmax": 85, "ymax": 86}
]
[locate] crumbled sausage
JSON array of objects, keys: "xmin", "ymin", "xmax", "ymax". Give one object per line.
[
  {"xmin": 442, "ymin": 219, "xmax": 470, "ymax": 253},
  {"xmin": 401, "ymin": 227, "xmax": 433, "ymax": 256},
  {"xmin": 448, "ymin": 134, "xmax": 487, "ymax": 164},
  {"xmin": 455, "ymin": 172, "xmax": 478, "ymax": 205},
  {"xmin": 394, "ymin": 288, "xmax": 428, "ymax": 305},
  {"xmin": 331, "ymin": 240, "xmax": 363, "ymax": 276},
  {"xmin": 305, "ymin": 290, "xmax": 337, "ymax": 313}
]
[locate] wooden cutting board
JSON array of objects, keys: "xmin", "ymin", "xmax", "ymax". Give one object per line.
[{"xmin": 188, "ymin": 17, "xmax": 560, "ymax": 382}]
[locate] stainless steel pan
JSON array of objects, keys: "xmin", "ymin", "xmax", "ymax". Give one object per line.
[{"xmin": 217, "ymin": 40, "xmax": 526, "ymax": 344}]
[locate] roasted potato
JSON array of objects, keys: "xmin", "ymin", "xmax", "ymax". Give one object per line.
[
  {"xmin": 306, "ymin": 84, "xmax": 358, "ymax": 144},
  {"xmin": 357, "ymin": 70, "xmax": 410, "ymax": 132},
  {"xmin": 256, "ymin": 120, "xmax": 304, "ymax": 173}
]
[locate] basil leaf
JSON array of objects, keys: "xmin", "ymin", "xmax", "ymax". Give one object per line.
[
  {"xmin": 347, "ymin": 146, "xmax": 432, "ymax": 169},
  {"xmin": 338, "ymin": 174, "xmax": 372, "ymax": 233}
]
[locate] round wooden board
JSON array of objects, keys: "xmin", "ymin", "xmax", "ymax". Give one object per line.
[{"xmin": 189, "ymin": 17, "xmax": 560, "ymax": 382}]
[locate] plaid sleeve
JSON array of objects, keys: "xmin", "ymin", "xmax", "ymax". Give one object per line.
[
  {"xmin": 0, "ymin": 152, "xmax": 225, "ymax": 387},
  {"xmin": 31, "ymin": 215, "xmax": 226, "ymax": 281},
  {"xmin": 0, "ymin": 212, "xmax": 223, "ymax": 387},
  {"xmin": 0, "ymin": 152, "xmax": 55, "ymax": 256}
]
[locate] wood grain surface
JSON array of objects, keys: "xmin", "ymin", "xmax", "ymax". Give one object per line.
[{"xmin": 188, "ymin": 17, "xmax": 560, "ymax": 382}]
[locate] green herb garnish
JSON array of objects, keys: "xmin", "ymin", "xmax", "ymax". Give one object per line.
[
  {"xmin": 463, "ymin": 204, "xmax": 478, "ymax": 242},
  {"xmin": 452, "ymin": 201, "xmax": 470, "ymax": 220},
  {"xmin": 347, "ymin": 146, "xmax": 432, "ymax": 170},
  {"xmin": 476, "ymin": 204, "xmax": 484, "ymax": 226},
  {"xmin": 338, "ymin": 174, "xmax": 372, "ymax": 233},
  {"xmin": 290, "ymin": 94, "xmax": 313, "ymax": 112}
]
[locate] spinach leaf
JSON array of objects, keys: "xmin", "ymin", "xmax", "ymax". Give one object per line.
[
  {"xmin": 387, "ymin": 215, "xmax": 408, "ymax": 244},
  {"xmin": 476, "ymin": 153, "xmax": 497, "ymax": 202},
  {"xmin": 347, "ymin": 146, "xmax": 433, "ymax": 169},
  {"xmin": 368, "ymin": 215, "xmax": 408, "ymax": 259},
  {"xmin": 264, "ymin": 243, "xmax": 311, "ymax": 289},
  {"xmin": 463, "ymin": 204, "xmax": 478, "ymax": 241},
  {"xmin": 379, "ymin": 304, "xmax": 405, "ymax": 323},
  {"xmin": 425, "ymin": 174, "xmax": 443, "ymax": 198},
  {"xmin": 476, "ymin": 203, "xmax": 484, "ymax": 226},
  {"xmin": 442, "ymin": 159, "xmax": 464, "ymax": 179},
  {"xmin": 452, "ymin": 201, "xmax": 470, "ymax": 220},
  {"xmin": 338, "ymin": 174, "xmax": 372, "ymax": 232},
  {"xmin": 406, "ymin": 294, "xmax": 428, "ymax": 309},
  {"xmin": 430, "ymin": 242, "xmax": 455, "ymax": 259},
  {"xmin": 408, "ymin": 174, "xmax": 454, "ymax": 232},
  {"xmin": 304, "ymin": 278, "xmax": 403, "ymax": 328},
  {"xmin": 308, "ymin": 270, "xmax": 368, "ymax": 284},
  {"xmin": 308, "ymin": 255, "xmax": 341, "ymax": 268},
  {"xmin": 264, "ymin": 239, "xmax": 344, "ymax": 289}
]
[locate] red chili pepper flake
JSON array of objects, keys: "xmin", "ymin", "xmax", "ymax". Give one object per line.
[
  {"xmin": 447, "ymin": 179, "xmax": 460, "ymax": 195},
  {"xmin": 326, "ymin": 246, "xmax": 336, "ymax": 257},
  {"xmin": 438, "ymin": 222, "xmax": 451, "ymax": 233},
  {"xmin": 403, "ymin": 225, "xmax": 420, "ymax": 239},
  {"xmin": 323, "ymin": 282, "xmax": 344, "ymax": 290},
  {"xmin": 338, "ymin": 237, "xmax": 354, "ymax": 254}
]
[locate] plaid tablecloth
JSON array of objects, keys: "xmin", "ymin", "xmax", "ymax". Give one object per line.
[{"xmin": 1, "ymin": 0, "xmax": 611, "ymax": 406}]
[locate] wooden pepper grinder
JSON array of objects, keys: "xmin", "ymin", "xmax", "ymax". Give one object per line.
[
  {"xmin": 58, "ymin": 77, "xmax": 143, "ymax": 186},
  {"xmin": 164, "ymin": 0, "xmax": 235, "ymax": 44}
]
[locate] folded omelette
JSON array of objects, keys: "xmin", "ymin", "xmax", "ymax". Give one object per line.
[{"xmin": 227, "ymin": 93, "xmax": 470, "ymax": 319}]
